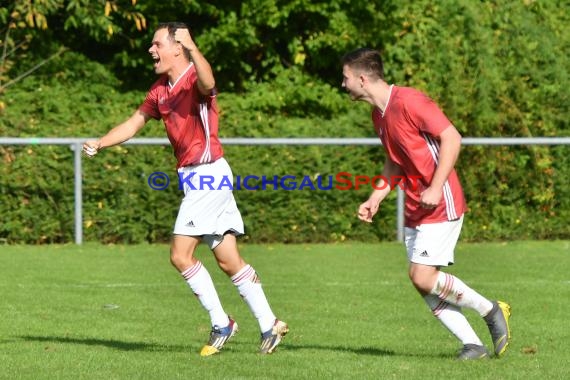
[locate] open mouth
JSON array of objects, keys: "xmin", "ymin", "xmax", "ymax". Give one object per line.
[{"xmin": 152, "ymin": 56, "xmax": 160, "ymax": 68}]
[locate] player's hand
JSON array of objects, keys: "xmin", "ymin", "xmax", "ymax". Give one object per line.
[
  {"xmin": 83, "ymin": 140, "xmax": 101, "ymax": 158},
  {"xmin": 174, "ymin": 28, "xmax": 195, "ymax": 51},
  {"xmin": 419, "ymin": 186, "xmax": 441, "ymax": 209},
  {"xmin": 358, "ymin": 197, "xmax": 381, "ymax": 223}
]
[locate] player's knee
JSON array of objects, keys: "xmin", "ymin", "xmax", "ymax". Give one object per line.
[
  {"xmin": 169, "ymin": 243, "xmax": 198, "ymax": 271},
  {"xmin": 169, "ymin": 249, "xmax": 180, "ymax": 267},
  {"xmin": 214, "ymin": 254, "xmax": 246, "ymax": 277},
  {"xmin": 409, "ymin": 271, "xmax": 433, "ymax": 294},
  {"xmin": 216, "ymin": 259, "xmax": 231, "ymax": 274},
  {"xmin": 169, "ymin": 247, "xmax": 183, "ymax": 269}
]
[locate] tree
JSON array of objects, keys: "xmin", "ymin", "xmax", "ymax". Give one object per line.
[{"xmin": 0, "ymin": 0, "xmax": 146, "ymax": 97}]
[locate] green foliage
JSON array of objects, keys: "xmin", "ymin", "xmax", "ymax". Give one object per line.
[
  {"xmin": 220, "ymin": 67, "xmax": 372, "ymax": 135},
  {"xmin": 377, "ymin": 0, "xmax": 569, "ymax": 241},
  {"xmin": 0, "ymin": 0, "xmax": 146, "ymax": 92},
  {"xmin": 0, "ymin": 0, "xmax": 568, "ymax": 244},
  {"xmin": 0, "ymin": 52, "xmax": 143, "ymax": 137},
  {"xmin": 176, "ymin": 0, "xmax": 393, "ymax": 90},
  {"xmin": 225, "ymin": 145, "xmax": 394, "ymax": 244}
]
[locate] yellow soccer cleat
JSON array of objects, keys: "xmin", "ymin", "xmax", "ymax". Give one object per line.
[{"xmin": 199, "ymin": 318, "xmax": 238, "ymax": 357}]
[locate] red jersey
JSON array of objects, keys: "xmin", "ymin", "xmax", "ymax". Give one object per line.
[
  {"xmin": 372, "ymin": 86, "xmax": 466, "ymax": 227},
  {"xmin": 139, "ymin": 64, "xmax": 224, "ymax": 168}
]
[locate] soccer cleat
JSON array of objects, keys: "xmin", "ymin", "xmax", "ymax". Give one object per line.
[
  {"xmin": 259, "ymin": 319, "xmax": 289, "ymax": 354},
  {"xmin": 200, "ymin": 318, "xmax": 238, "ymax": 357},
  {"xmin": 457, "ymin": 344, "xmax": 490, "ymax": 360},
  {"xmin": 484, "ymin": 300, "xmax": 511, "ymax": 357}
]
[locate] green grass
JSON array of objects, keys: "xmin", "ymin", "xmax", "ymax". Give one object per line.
[{"xmin": 0, "ymin": 241, "xmax": 568, "ymax": 379}]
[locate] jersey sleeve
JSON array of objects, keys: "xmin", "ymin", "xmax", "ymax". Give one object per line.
[
  {"xmin": 407, "ymin": 92, "xmax": 452, "ymax": 137},
  {"xmin": 195, "ymin": 84, "xmax": 217, "ymax": 109},
  {"xmin": 138, "ymin": 82, "xmax": 161, "ymax": 120}
]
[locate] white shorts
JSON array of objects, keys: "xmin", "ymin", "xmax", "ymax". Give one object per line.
[
  {"xmin": 173, "ymin": 157, "xmax": 244, "ymax": 249},
  {"xmin": 404, "ymin": 215, "xmax": 464, "ymax": 267}
]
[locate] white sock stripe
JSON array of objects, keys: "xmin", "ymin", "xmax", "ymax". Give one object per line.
[
  {"xmin": 437, "ymin": 272, "xmax": 448, "ymax": 298},
  {"xmin": 184, "ymin": 261, "xmax": 203, "ymax": 278},
  {"xmin": 440, "ymin": 273, "xmax": 454, "ymax": 299},
  {"xmin": 232, "ymin": 267, "xmax": 254, "ymax": 284},
  {"xmin": 440, "ymin": 273, "xmax": 449, "ymax": 298},
  {"xmin": 181, "ymin": 261, "xmax": 203, "ymax": 280},
  {"xmin": 231, "ymin": 265, "xmax": 255, "ymax": 284},
  {"xmin": 444, "ymin": 273, "xmax": 455, "ymax": 299}
]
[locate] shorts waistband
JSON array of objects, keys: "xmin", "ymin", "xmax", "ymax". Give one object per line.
[{"xmin": 179, "ymin": 157, "xmax": 224, "ymax": 170}]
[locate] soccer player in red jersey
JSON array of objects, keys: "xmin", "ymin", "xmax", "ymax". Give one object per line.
[
  {"xmin": 83, "ymin": 22, "xmax": 287, "ymax": 356},
  {"xmin": 341, "ymin": 48, "xmax": 511, "ymax": 360}
]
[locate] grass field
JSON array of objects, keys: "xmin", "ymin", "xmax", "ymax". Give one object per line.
[{"xmin": 1, "ymin": 241, "xmax": 568, "ymax": 379}]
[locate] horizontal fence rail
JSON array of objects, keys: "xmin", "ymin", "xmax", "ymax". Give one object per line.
[
  {"xmin": 1, "ymin": 137, "xmax": 569, "ymax": 244},
  {"xmin": 3, "ymin": 137, "xmax": 570, "ymax": 145}
]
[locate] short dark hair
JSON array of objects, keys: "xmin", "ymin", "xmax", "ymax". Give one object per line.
[
  {"xmin": 341, "ymin": 48, "xmax": 384, "ymax": 80},
  {"xmin": 156, "ymin": 22, "xmax": 192, "ymax": 60}
]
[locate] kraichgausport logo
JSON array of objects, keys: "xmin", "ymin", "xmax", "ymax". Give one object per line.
[{"xmin": 147, "ymin": 171, "xmax": 423, "ymax": 191}]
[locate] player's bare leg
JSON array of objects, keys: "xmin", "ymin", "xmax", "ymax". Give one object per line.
[
  {"xmin": 210, "ymin": 233, "xmax": 246, "ymax": 276},
  {"xmin": 170, "ymin": 234, "xmax": 201, "ymax": 271}
]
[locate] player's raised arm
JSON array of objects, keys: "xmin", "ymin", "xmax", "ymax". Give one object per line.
[{"xmin": 174, "ymin": 28, "xmax": 215, "ymax": 96}]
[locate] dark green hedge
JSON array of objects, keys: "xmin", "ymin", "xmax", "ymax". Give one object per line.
[
  {"xmin": 0, "ymin": 61, "xmax": 568, "ymax": 244},
  {"xmin": 1, "ymin": 0, "xmax": 569, "ymax": 244}
]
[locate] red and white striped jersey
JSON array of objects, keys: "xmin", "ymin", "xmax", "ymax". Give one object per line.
[
  {"xmin": 372, "ymin": 86, "xmax": 466, "ymax": 227},
  {"xmin": 139, "ymin": 64, "xmax": 223, "ymax": 168}
]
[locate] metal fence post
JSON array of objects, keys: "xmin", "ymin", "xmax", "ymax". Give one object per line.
[
  {"xmin": 397, "ymin": 187, "xmax": 404, "ymax": 242},
  {"xmin": 72, "ymin": 142, "xmax": 83, "ymax": 244}
]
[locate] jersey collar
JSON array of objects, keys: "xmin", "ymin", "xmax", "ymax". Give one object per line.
[
  {"xmin": 381, "ymin": 84, "xmax": 395, "ymax": 117},
  {"xmin": 169, "ymin": 62, "xmax": 194, "ymax": 90}
]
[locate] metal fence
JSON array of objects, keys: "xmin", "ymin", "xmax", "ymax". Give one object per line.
[{"xmin": 2, "ymin": 136, "xmax": 569, "ymax": 244}]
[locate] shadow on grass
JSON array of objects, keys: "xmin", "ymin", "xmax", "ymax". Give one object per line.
[
  {"xmin": 282, "ymin": 343, "xmax": 395, "ymax": 355},
  {"xmin": 283, "ymin": 343, "xmax": 453, "ymax": 359},
  {"xmin": 18, "ymin": 335, "xmax": 187, "ymax": 352},
  {"xmin": 17, "ymin": 336, "xmax": 454, "ymax": 359}
]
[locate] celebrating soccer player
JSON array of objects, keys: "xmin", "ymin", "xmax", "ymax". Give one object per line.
[
  {"xmin": 83, "ymin": 22, "xmax": 288, "ymax": 356},
  {"xmin": 341, "ymin": 48, "xmax": 511, "ymax": 360}
]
